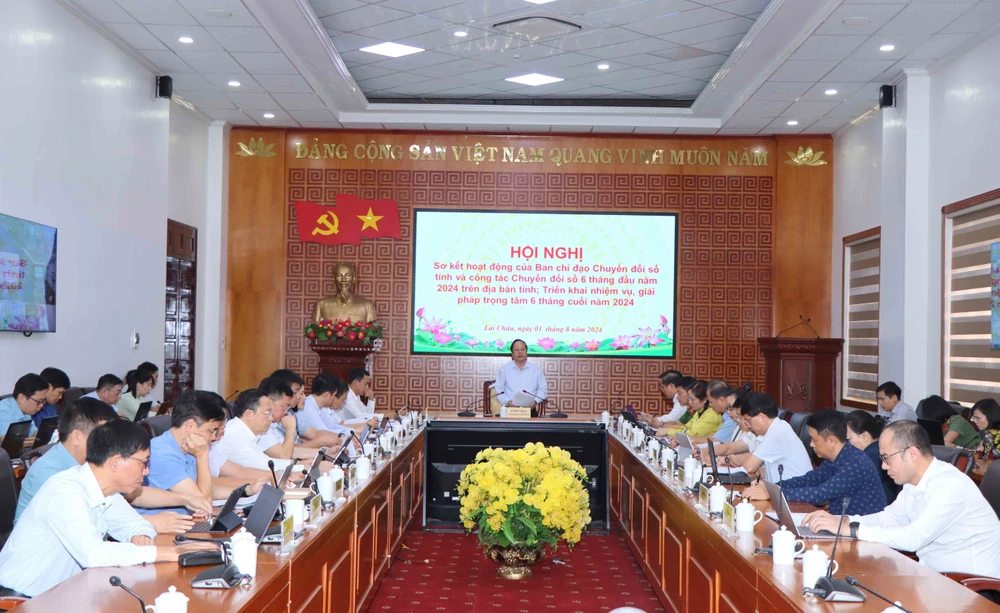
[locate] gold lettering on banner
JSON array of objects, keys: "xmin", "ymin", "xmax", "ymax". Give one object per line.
[
  {"xmin": 783, "ymin": 146, "xmax": 827, "ymax": 166},
  {"xmin": 285, "ymin": 138, "xmax": 773, "ymax": 168}
]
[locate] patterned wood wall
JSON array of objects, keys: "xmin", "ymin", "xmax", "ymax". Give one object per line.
[{"xmin": 226, "ymin": 131, "xmax": 833, "ymax": 416}]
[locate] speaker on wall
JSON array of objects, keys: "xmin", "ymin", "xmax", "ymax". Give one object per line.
[
  {"xmin": 879, "ymin": 85, "xmax": 895, "ymax": 108},
  {"xmin": 156, "ymin": 75, "xmax": 173, "ymax": 99}
]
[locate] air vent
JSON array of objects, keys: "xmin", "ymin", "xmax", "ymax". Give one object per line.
[{"xmin": 493, "ymin": 16, "xmax": 582, "ymax": 40}]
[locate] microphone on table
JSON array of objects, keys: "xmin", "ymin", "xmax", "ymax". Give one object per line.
[
  {"xmin": 109, "ymin": 575, "xmax": 146, "ymax": 613},
  {"xmin": 611, "ymin": 388, "xmax": 623, "ymax": 412},
  {"xmin": 812, "ymin": 498, "xmax": 866, "ymax": 602},
  {"xmin": 174, "ymin": 534, "xmax": 227, "ymax": 544},
  {"xmin": 725, "ymin": 456, "xmax": 736, "ymax": 504},
  {"xmin": 267, "ymin": 460, "xmax": 286, "ymax": 520},
  {"xmin": 522, "ymin": 390, "xmax": 567, "ymax": 418},
  {"xmin": 777, "ymin": 464, "xmax": 785, "ymax": 526},
  {"xmin": 846, "ymin": 577, "xmax": 912, "ymax": 613},
  {"xmin": 457, "ymin": 395, "xmax": 481, "ymax": 418},
  {"xmin": 224, "ymin": 389, "xmax": 240, "ymax": 402}
]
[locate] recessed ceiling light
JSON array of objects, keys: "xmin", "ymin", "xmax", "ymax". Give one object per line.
[
  {"xmin": 204, "ymin": 9, "xmax": 232, "ymax": 19},
  {"xmin": 359, "ymin": 42, "xmax": 424, "ymax": 58},
  {"xmin": 263, "ymin": 113, "xmax": 275, "ymax": 119},
  {"xmin": 879, "ymin": 43, "xmax": 895, "ymax": 52},
  {"xmin": 524, "ymin": 0, "xmax": 557, "ymax": 4},
  {"xmin": 178, "ymin": 36, "xmax": 194, "ymax": 44},
  {"xmin": 842, "ymin": 17, "xmax": 870, "ymax": 26},
  {"xmin": 824, "ymin": 88, "xmax": 838, "ymax": 95},
  {"xmin": 228, "ymin": 80, "xmax": 241, "ymax": 87},
  {"xmin": 454, "ymin": 30, "xmax": 468, "ymax": 37},
  {"xmin": 786, "ymin": 120, "xmax": 799, "ymax": 126},
  {"xmin": 597, "ymin": 63, "xmax": 610, "ymax": 70},
  {"xmin": 505, "ymin": 73, "xmax": 563, "ymax": 86}
]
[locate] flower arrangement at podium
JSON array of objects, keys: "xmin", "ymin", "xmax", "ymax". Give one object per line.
[
  {"xmin": 305, "ymin": 318, "xmax": 384, "ymax": 348},
  {"xmin": 457, "ymin": 442, "xmax": 591, "ymax": 579}
]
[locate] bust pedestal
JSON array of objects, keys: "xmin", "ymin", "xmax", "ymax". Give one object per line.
[{"xmin": 308, "ymin": 341, "xmax": 379, "ymax": 383}]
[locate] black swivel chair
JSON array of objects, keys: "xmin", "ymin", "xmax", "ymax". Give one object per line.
[
  {"xmin": 980, "ymin": 461, "xmax": 1000, "ymax": 520},
  {"xmin": 21, "ymin": 443, "xmax": 54, "ymax": 470},
  {"xmin": 931, "ymin": 445, "xmax": 976, "ymax": 476}
]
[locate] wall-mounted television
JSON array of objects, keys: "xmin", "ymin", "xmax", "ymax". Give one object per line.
[{"xmin": 0, "ymin": 213, "xmax": 57, "ymax": 332}]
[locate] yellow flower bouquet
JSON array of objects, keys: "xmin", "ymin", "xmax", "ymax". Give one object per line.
[{"xmin": 457, "ymin": 442, "xmax": 591, "ymax": 551}]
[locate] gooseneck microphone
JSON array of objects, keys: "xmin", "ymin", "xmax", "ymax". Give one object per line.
[
  {"xmin": 109, "ymin": 576, "xmax": 146, "ymax": 613},
  {"xmin": 267, "ymin": 460, "xmax": 286, "ymax": 519},
  {"xmin": 522, "ymin": 389, "xmax": 567, "ymax": 418},
  {"xmin": 725, "ymin": 456, "xmax": 736, "ymax": 504},
  {"xmin": 776, "ymin": 464, "xmax": 785, "ymax": 526},
  {"xmin": 812, "ymin": 498, "xmax": 866, "ymax": 602},
  {"xmin": 846, "ymin": 577, "xmax": 911, "ymax": 613},
  {"xmin": 457, "ymin": 395, "xmax": 480, "ymax": 418}
]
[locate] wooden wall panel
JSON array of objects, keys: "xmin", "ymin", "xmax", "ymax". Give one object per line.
[
  {"xmin": 773, "ymin": 135, "xmax": 834, "ymax": 337},
  {"xmin": 225, "ymin": 131, "xmax": 287, "ymax": 396},
  {"xmin": 225, "ymin": 129, "xmax": 834, "ymax": 411}
]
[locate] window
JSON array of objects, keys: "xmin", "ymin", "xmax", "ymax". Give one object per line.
[
  {"xmin": 841, "ymin": 228, "xmax": 881, "ymax": 408},
  {"xmin": 944, "ymin": 193, "xmax": 1000, "ymax": 406}
]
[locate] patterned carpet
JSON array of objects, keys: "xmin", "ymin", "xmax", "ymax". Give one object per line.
[{"xmin": 371, "ymin": 530, "xmax": 666, "ymax": 613}]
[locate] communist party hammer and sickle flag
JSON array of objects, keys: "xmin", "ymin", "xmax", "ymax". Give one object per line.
[{"xmin": 294, "ymin": 195, "xmax": 402, "ymax": 246}]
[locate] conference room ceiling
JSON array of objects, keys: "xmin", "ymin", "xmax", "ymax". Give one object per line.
[{"xmin": 64, "ymin": 0, "xmax": 1000, "ymax": 134}]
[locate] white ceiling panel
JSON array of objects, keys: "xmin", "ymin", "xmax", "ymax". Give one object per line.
[
  {"xmin": 352, "ymin": 15, "xmax": 449, "ymax": 42},
  {"xmin": 70, "ymin": 0, "xmax": 136, "ymax": 23},
  {"xmin": 104, "ymin": 22, "xmax": 168, "ymax": 50},
  {"xmin": 232, "ymin": 52, "xmax": 300, "ymax": 74},
  {"xmin": 906, "ymin": 33, "xmax": 974, "ymax": 59},
  {"xmin": 788, "ymin": 35, "xmax": 868, "ymax": 61},
  {"xmin": 176, "ymin": 0, "xmax": 261, "ymax": 27},
  {"xmin": 359, "ymin": 72, "xmax": 431, "ymax": 91},
  {"xmin": 324, "ymin": 4, "xmax": 411, "ymax": 32},
  {"xmin": 722, "ymin": 115, "xmax": 775, "ymax": 129},
  {"xmin": 845, "ymin": 34, "xmax": 930, "ymax": 61},
  {"xmin": 659, "ymin": 17, "xmax": 755, "ymax": 45},
  {"xmin": 943, "ymin": 3, "xmax": 1000, "ymax": 34},
  {"xmin": 288, "ymin": 110, "xmax": 339, "ymax": 123},
  {"xmin": 714, "ymin": 0, "xmax": 771, "ymax": 18},
  {"xmin": 329, "ymin": 33, "xmax": 386, "ymax": 54},
  {"xmin": 543, "ymin": 27, "xmax": 646, "ymax": 53},
  {"xmin": 201, "ymin": 72, "xmax": 265, "ymax": 93},
  {"xmin": 226, "ymin": 92, "xmax": 279, "ymax": 110},
  {"xmin": 272, "ymin": 93, "xmax": 329, "ymax": 110},
  {"xmin": 823, "ymin": 60, "xmax": 896, "ymax": 82},
  {"xmin": 762, "ymin": 118, "xmax": 805, "ymax": 133},
  {"xmin": 170, "ymin": 72, "xmax": 220, "ymax": 91},
  {"xmin": 252, "ymin": 74, "xmax": 315, "ymax": 93},
  {"xmin": 409, "ymin": 58, "xmax": 496, "ymax": 79},
  {"xmin": 176, "ymin": 51, "xmax": 244, "ymax": 72},
  {"xmin": 205, "ymin": 26, "xmax": 281, "ymax": 53},
  {"xmin": 814, "ymin": 4, "xmax": 904, "ymax": 36},
  {"xmin": 140, "ymin": 49, "xmax": 196, "ymax": 73},
  {"xmin": 798, "ymin": 81, "xmax": 864, "ymax": 100},
  {"xmin": 370, "ymin": 50, "xmax": 463, "ymax": 72},
  {"xmin": 691, "ymin": 33, "xmax": 749, "ymax": 54},
  {"xmin": 733, "ymin": 99, "xmax": 793, "ymax": 116},
  {"xmin": 768, "ymin": 60, "xmax": 839, "ymax": 82},
  {"xmin": 781, "ymin": 99, "xmax": 843, "ymax": 116},
  {"xmin": 748, "ymin": 81, "xmax": 813, "ymax": 101},
  {"xmin": 253, "ymin": 109, "xmax": 295, "ymax": 122},
  {"xmin": 310, "ymin": 0, "xmax": 367, "ymax": 19},
  {"xmin": 199, "ymin": 108, "xmax": 256, "ymax": 123},
  {"xmin": 627, "ymin": 7, "xmax": 735, "ymax": 37},
  {"xmin": 879, "ymin": 3, "xmax": 974, "ymax": 35},
  {"xmin": 113, "ymin": 0, "xmax": 197, "ymax": 25},
  {"xmin": 178, "ymin": 91, "xmax": 236, "ymax": 109},
  {"xmin": 146, "ymin": 25, "xmax": 223, "ymax": 52},
  {"xmin": 589, "ymin": 0, "xmax": 701, "ymax": 27}
]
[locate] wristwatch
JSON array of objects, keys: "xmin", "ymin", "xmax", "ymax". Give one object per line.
[{"xmin": 849, "ymin": 521, "xmax": 860, "ymax": 539}]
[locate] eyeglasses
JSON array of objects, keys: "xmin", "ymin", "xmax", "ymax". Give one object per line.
[
  {"xmin": 124, "ymin": 455, "xmax": 150, "ymax": 469},
  {"xmin": 879, "ymin": 446, "xmax": 912, "ymax": 464},
  {"xmin": 257, "ymin": 408, "xmax": 274, "ymax": 418},
  {"xmin": 28, "ymin": 396, "xmax": 47, "ymax": 406}
]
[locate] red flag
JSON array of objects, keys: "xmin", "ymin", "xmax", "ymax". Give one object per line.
[
  {"xmin": 336, "ymin": 194, "xmax": 402, "ymax": 239},
  {"xmin": 293, "ymin": 200, "xmax": 361, "ymax": 246}
]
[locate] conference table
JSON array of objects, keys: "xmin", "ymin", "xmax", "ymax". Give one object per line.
[{"xmin": 9, "ymin": 416, "xmax": 1000, "ymax": 613}]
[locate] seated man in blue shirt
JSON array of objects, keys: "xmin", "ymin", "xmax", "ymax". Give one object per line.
[
  {"xmin": 741, "ymin": 409, "xmax": 887, "ymax": 516},
  {"xmin": 143, "ymin": 390, "xmax": 236, "ymax": 514},
  {"xmin": 495, "ymin": 339, "xmax": 548, "ymax": 412},
  {"xmin": 16, "ymin": 397, "xmax": 212, "ymax": 532},
  {"xmin": 0, "ymin": 373, "xmax": 48, "ymax": 439},
  {"xmin": 0, "ymin": 420, "xmax": 216, "ymax": 597},
  {"xmin": 271, "ymin": 369, "xmax": 341, "ymax": 449},
  {"xmin": 32, "ymin": 367, "xmax": 70, "ymax": 429}
]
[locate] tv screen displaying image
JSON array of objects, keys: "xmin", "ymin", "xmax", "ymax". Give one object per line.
[{"xmin": 0, "ymin": 213, "xmax": 57, "ymax": 332}]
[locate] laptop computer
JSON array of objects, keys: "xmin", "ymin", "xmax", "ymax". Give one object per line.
[
  {"xmin": 243, "ymin": 484, "xmax": 287, "ymax": 544},
  {"xmin": 275, "ymin": 462, "xmax": 295, "ymax": 490},
  {"xmin": 706, "ymin": 439, "xmax": 753, "ymax": 485},
  {"xmin": 188, "ymin": 484, "xmax": 248, "ymax": 533},
  {"xmin": 32, "ymin": 417, "xmax": 59, "ymax": 449},
  {"xmin": 300, "ymin": 447, "xmax": 328, "ymax": 488},
  {"xmin": 762, "ymin": 480, "xmax": 848, "ymax": 540},
  {"xmin": 674, "ymin": 432, "xmax": 695, "ymax": 463},
  {"xmin": 918, "ymin": 419, "xmax": 946, "ymax": 446},
  {"xmin": 1, "ymin": 421, "xmax": 33, "ymax": 459},
  {"xmin": 133, "ymin": 401, "xmax": 154, "ymax": 423}
]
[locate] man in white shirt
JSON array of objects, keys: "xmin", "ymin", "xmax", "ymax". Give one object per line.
[
  {"xmin": 81, "ymin": 374, "xmax": 124, "ymax": 407},
  {"xmin": 220, "ymin": 390, "xmax": 293, "ymax": 471},
  {"xmin": 341, "ymin": 368, "xmax": 377, "ymax": 422},
  {"xmin": 271, "ymin": 369, "xmax": 342, "ymax": 448},
  {"xmin": 725, "ymin": 392, "xmax": 812, "ymax": 481},
  {"xmin": 0, "ymin": 420, "xmax": 214, "ymax": 597},
  {"xmin": 804, "ymin": 420, "xmax": 1000, "ymax": 579},
  {"xmin": 495, "ymin": 339, "xmax": 548, "ymax": 410},
  {"xmin": 255, "ymin": 378, "xmax": 317, "ymax": 461},
  {"xmin": 876, "ymin": 381, "xmax": 917, "ymax": 423},
  {"xmin": 640, "ymin": 371, "xmax": 686, "ymax": 427}
]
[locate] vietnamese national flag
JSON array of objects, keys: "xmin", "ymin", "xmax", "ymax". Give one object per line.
[
  {"xmin": 335, "ymin": 194, "xmax": 402, "ymax": 239},
  {"xmin": 293, "ymin": 200, "xmax": 361, "ymax": 246}
]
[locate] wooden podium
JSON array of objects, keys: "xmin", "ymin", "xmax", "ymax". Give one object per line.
[
  {"xmin": 309, "ymin": 341, "xmax": 378, "ymax": 382},
  {"xmin": 757, "ymin": 337, "xmax": 844, "ymax": 412}
]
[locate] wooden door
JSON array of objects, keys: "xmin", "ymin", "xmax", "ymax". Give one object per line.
[{"xmin": 165, "ymin": 220, "xmax": 197, "ymax": 403}]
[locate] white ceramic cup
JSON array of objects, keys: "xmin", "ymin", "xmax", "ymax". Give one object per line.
[
  {"xmin": 316, "ymin": 474, "xmax": 335, "ymax": 503},
  {"xmin": 735, "ymin": 500, "xmax": 763, "ymax": 532},
  {"xmin": 144, "ymin": 586, "xmax": 188, "ymax": 613},
  {"xmin": 286, "ymin": 499, "xmax": 306, "ymax": 529},
  {"xmin": 771, "ymin": 526, "xmax": 806, "ymax": 565},
  {"xmin": 709, "ymin": 483, "xmax": 728, "ymax": 514},
  {"xmin": 802, "ymin": 545, "xmax": 838, "ymax": 589},
  {"xmin": 601, "ymin": 411, "xmax": 610, "ymax": 425},
  {"xmin": 355, "ymin": 456, "xmax": 373, "ymax": 481},
  {"xmin": 228, "ymin": 527, "xmax": 258, "ymax": 578}
]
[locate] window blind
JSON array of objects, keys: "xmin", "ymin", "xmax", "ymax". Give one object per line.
[
  {"xmin": 945, "ymin": 202, "xmax": 1000, "ymax": 406},
  {"xmin": 842, "ymin": 234, "xmax": 880, "ymax": 406}
]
